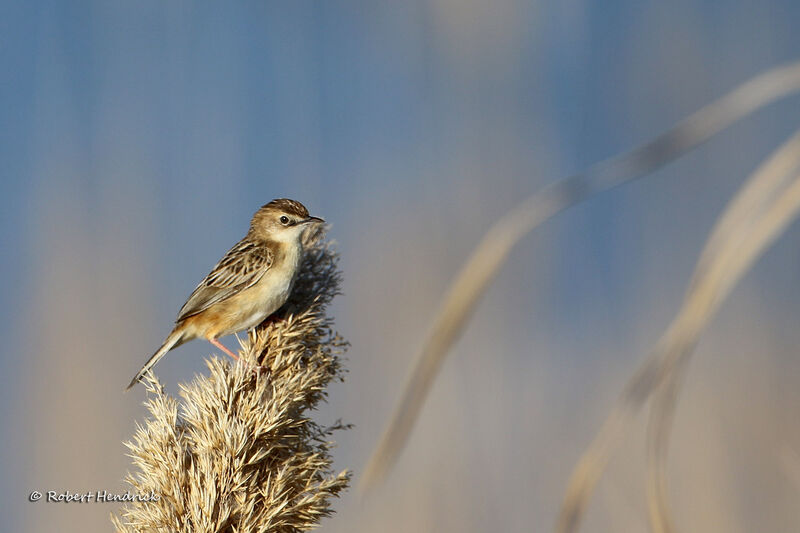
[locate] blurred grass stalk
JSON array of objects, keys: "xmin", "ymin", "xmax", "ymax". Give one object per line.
[
  {"xmin": 560, "ymin": 129, "xmax": 800, "ymax": 533},
  {"xmin": 113, "ymin": 241, "xmax": 350, "ymax": 532},
  {"xmin": 643, "ymin": 129, "xmax": 800, "ymax": 533},
  {"xmin": 360, "ymin": 61, "xmax": 800, "ymax": 530}
]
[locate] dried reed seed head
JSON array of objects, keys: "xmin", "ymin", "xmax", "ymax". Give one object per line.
[{"xmin": 114, "ymin": 239, "xmax": 350, "ymax": 533}]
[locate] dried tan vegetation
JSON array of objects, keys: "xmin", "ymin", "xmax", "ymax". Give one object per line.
[
  {"xmin": 113, "ymin": 240, "xmax": 350, "ymax": 533},
  {"xmin": 361, "ymin": 61, "xmax": 800, "ymax": 532},
  {"xmin": 559, "ymin": 131, "xmax": 800, "ymax": 533},
  {"xmin": 642, "ymin": 130, "xmax": 800, "ymax": 533}
]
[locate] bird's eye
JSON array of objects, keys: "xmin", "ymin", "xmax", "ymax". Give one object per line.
[{"xmin": 279, "ymin": 215, "xmax": 290, "ymax": 225}]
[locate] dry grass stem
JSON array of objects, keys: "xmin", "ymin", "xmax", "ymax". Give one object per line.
[
  {"xmin": 559, "ymin": 136, "xmax": 800, "ymax": 533},
  {"xmin": 781, "ymin": 446, "xmax": 800, "ymax": 491},
  {"xmin": 113, "ymin": 239, "xmax": 350, "ymax": 533},
  {"xmin": 644, "ymin": 129, "xmax": 800, "ymax": 533},
  {"xmin": 362, "ymin": 61, "xmax": 800, "ymax": 492}
]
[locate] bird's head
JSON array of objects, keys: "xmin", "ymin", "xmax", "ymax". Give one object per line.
[{"xmin": 249, "ymin": 198, "xmax": 324, "ymax": 244}]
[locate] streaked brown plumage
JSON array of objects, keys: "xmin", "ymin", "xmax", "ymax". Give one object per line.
[{"xmin": 126, "ymin": 199, "xmax": 323, "ymax": 390}]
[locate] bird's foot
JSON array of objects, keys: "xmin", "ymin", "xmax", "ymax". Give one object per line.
[
  {"xmin": 249, "ymin": 363, "xmax": 270, "ymax": 380},
  {"xmin": 260, "ymin": 314, "xmax": 287, "ymax": 329}
]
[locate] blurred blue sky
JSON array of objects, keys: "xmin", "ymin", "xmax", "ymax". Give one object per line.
[{"xmin": 3, "ymin": 2, "xmax": 800, "ymax": 531}]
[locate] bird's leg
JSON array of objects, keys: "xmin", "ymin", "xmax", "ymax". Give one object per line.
[
  {"xmin": 209, "ymin": 338, "xmax": 240, "ymax": 361},
  {"xmin": 209, "ymin": 337, "xmax": 267, "ymax": 379}
]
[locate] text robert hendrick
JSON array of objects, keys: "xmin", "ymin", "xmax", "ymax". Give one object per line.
[{"xmin": 30, "ymin": 490, "xmax": 160, "ymax": 503}]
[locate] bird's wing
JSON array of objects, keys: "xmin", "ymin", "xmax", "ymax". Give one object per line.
[{"xmin": 176, "ymin": 238, "xmax": 273, "ymax": 322}]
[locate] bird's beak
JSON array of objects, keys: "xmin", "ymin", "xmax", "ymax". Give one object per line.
[{"xmin": 304, "ymin": 216, "xmax": 325, "ymax": 224}]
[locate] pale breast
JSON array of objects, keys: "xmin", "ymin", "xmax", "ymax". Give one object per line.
[{"xmin": 214, "ymin": 244, "xmax": 301, "ymax": 336}]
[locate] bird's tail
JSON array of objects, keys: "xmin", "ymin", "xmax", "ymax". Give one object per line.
[{"xmin": 126, "ymin": 329, "xmax": 185, "ymax": 391}]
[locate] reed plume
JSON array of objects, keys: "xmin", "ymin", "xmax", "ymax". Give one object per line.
[{"xmin": 113, "ymin": 238, "xmax": 350, "ymax": 533}]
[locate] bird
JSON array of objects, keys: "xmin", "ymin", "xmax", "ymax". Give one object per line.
[{"xmin": 126, "ymin": 198, "xmax": 324, "ymax": 390}]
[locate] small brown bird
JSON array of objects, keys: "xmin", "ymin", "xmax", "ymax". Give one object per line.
[{"xmin": 126, "ymin": 199, "xmax": 324, "ymax": 390}]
